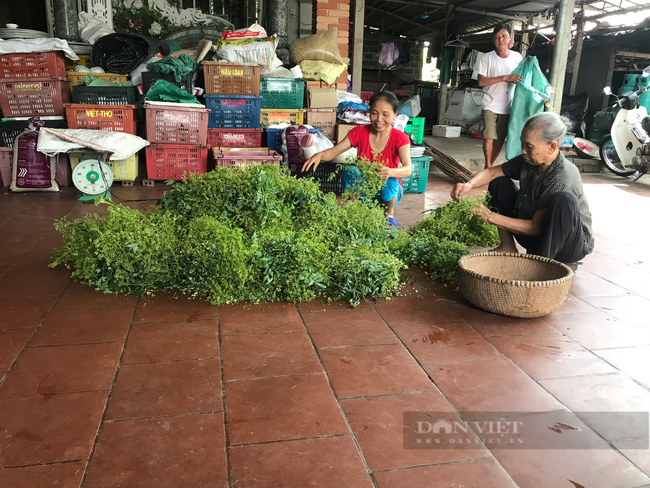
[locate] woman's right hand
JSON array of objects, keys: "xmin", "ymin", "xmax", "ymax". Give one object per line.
[
  {"xmin": 451, "ymin": 182, "xmax": 472, "ymax": 201},
  {"xmin": 302, "ymin": 152, "xmax": 323, "ymax": 172}
]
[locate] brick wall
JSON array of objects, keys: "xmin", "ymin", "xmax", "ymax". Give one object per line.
[
  {"xmin": 311, "ymin": 0, "xmax": 350, "ymax": 90},
  {"xmin": 361, "ymin": 32, "xmax": 423, "ymax": 91}
]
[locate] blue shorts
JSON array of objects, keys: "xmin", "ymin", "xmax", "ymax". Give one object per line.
[{"xmin": 342, "ymin": 166, "xmax": 403, "ymax": 206}]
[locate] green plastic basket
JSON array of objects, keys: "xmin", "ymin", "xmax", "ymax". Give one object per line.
[
  {"xmin": 404, "ymin": 117, "xmax": 425, "ymax": 144},
  {"xmin": 402, "ymin": 156, "xmax": 431, "ymax": 193},
  {"xmin": 260, "ymin": 78, "xmax": 305, "ymax": 109}
]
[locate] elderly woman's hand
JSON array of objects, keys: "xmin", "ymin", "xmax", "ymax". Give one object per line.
[
  {"xmin": 450, "ymin": 182, "xmax": 472, "ymax": 201},
  {"xmin": 471, "ymin": 204, "xmax": 493, "ymax": 223}
]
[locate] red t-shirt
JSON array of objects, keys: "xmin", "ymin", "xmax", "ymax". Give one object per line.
[{"xmin": 347, "ymin": 125, "xmax": 410, "ymax": 185}]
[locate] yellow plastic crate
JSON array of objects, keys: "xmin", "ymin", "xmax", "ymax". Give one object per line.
[
  {"xmin": 66, "ymin": 71, "xmax": 128, "ymax": 95},
  {"xmin": 260, "ymin": 108, "xmax": 305, "ymax": 127},
  {"xmin": 65, "ymin": 54, "xmax": 93, "ymax": 70},
  {"xmin": 69, "ymin": 151, "xmax": 138, "ymax": 181}
]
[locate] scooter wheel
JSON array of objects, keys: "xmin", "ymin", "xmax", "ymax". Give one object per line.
[{"xmin": 600, "ymin": 135, "xmax": 636, "ymax": 177}]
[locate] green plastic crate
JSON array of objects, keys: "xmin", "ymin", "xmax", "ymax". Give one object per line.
[
  {"xmin": 260, "ymin": 78, "xmax": 305, "ymax": 109},
  {"xmin": 404, "ymin": 117, "xmax": 425, "ymax": 144},
  {"xmin": 402, "ymin": 156, "xmax": 431, "ymax": 193}
]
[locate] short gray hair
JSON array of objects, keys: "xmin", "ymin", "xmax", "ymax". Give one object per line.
[{"xmin": 523, "ymin": 112, "xmax": 572, "ymax": 145}]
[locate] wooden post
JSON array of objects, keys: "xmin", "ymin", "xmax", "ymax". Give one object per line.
[
  {"xmin": 437, "ymin": 3, "xmax": 452, "ymax": 125},
  {"xmin": 351, "ymin": 0, "xmax": 364, "ymax": 96},
  {"xmin": 569, "ymin": 8, "xmax": 585, "ymax": 96},
  {"xmin": 548, "ymin": 0, "xmax": 576, "ymax": 113}
]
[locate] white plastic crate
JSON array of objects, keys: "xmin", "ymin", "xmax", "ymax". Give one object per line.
[{"xmin": 431, "ymin": 125, "xmax": 461, "ymax": 138}]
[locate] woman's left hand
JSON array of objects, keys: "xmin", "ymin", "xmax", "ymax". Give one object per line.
[
  {"xmin": 377, "ymin": 166, "xmax": 393, "ymax": 180},
  {"xmin": 472, "ymin": 204, "xmax": 493, "ymax": 223}
]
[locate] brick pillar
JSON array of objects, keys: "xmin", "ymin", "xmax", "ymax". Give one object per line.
[{"xmin": 313, "ymin": 0, "xmax": 350, "ymax": 90}]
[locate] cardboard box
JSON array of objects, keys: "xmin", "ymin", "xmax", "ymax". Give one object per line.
[
  {"xmin": 306, "ymin": 87, "xmax": 338, "ymax": 109},
  {"xmin": 306, "ymin": 109, "xmax": 336, "ymax": 140},
  {"xmin": 431, "ymin": 125, "xmax": 461, "ymax": 138},
  {"xmin": 336, "ymin": 123, "xmax": 356, "ymax": 143}
]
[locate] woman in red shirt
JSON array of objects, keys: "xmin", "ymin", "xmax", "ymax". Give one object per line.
[{"xmin": 302, "ymin": 91, "xmax": 412, "ymax": 228}]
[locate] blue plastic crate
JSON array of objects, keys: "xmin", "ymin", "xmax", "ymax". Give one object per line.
[
  {"xmin": 264, "ymin": 126, "xmax": 320, "ymax": 152},
  {"xmin": 205, "ymin": 94, "xmax": 262, "ymax": 128}
]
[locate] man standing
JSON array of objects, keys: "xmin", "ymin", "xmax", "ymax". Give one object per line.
[{"xmin": 478, "ymin": 23, "xmax": 523, "ymax": 168}]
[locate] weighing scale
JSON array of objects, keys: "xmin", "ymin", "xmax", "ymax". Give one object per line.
[{"xmin": 72, "ymin": 159, "xmax": 114, "ymax": 202}]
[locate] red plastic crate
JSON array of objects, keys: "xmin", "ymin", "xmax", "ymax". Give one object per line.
[
  {"xmin": 207, "ymin": 128, "xmax": 263, "ymax": 148},
  {"xmin": 145, "ymin": 144, "xmax": 209, "ymax": 180},
  {"xmin": 212, "ymin": 148, "xmax": 282, "ymax": 168},
  {"xmin": 145, "ymin": 104, "xmax": 209, "ymax": 145},
  {"xmin": 0, "ymin": 78, "xmax": 70, "ymax": 117},
  {"xmin": 360, "ymin": 90, "xmax": 373, "ymax": 104},
  {"xmin": 64, "ymin": 104, "xmax": 137, "ymax": 134},
  {"xmin": 0, "ymin": 52, "xmax": 66, "ymax": 80}
]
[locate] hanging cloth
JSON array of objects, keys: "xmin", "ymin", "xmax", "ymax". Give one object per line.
[
  {"xmin": 379, "ymin": 42, "xmax": 400, "ymax": 68},
  {"xmin": 399, "ymin": 42, "xmax": 411, "ymax": 64}
]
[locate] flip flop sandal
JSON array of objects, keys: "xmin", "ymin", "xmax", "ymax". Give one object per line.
[{"xmin": 386, "ymin": 217, "xmax": 398, "ymax": 228}]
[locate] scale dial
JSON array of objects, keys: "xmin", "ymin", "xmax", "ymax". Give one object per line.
[{"xmin": 72, "ymin": 159, "xmax": 114, "ymax": 195}]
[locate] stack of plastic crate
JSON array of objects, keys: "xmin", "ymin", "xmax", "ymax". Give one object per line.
[{"xmin": 144, "ymin": 101, "xmax": 210, "ymax": 185}]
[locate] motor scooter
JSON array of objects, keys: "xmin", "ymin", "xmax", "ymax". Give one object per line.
[{"xmin": 600, "ymin": 65, "xmax": 650, "ymax": 180}]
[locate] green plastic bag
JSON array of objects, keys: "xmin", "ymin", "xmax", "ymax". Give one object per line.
[
  {"xmin": 148, "ymin": 54, "xmax": 198, "ymax": 83},
  {"xmin": 146, "ymin": 80, "xmax": 200, "ymax": 104},
  {"xmin": 506, "ymin": 56, "xmax": 551, "ymax": 160}
]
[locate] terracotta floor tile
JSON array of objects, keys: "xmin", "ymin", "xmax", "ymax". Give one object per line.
[
  {"xmin": 105, "ymin": 359, "xmax": 222, "ymax": 421},
  {"xmin": 373, "ymin": 460, "xmax": 518, "ymax": 488},
  {"xmin": 488, "ymin": 332, "xmax": 618, "ymax": 379},
  {"xmin": 15, "ymin": 231, "xmax": 65, "ymax": 267},
  {"xmin": 595, "ymin": 346, "xmax": 650, "ymax": 388},
  {"xmin": 54, "ymin": 281, "xmax": 138, "ymax": 311},
  {"xmin": 0, "ymin": 343, "xmax": 122, "ymax": 398},
  {"xmin": 614, "ymin": 437, "xmax": 650, "ymax": 478},
  {"xmin": 0, "ymin": 329, "xmax": 34, "ymax": 370},
  {"xmin": 303, "ymin": 309, "xmax": 398, "ymax": 348},
  {"xmin": 0, "ymin": 391, "xmax": 108, "ymax": 467},
  {"xmin": 0, "ymin": 263, "xmax": 70, "ymax": 298},
  {"xmin": 488, "ymin": 411, "xmax": 650, "ymax": 488},
  {"xmin": 30, "ymin": 308, "xmax": 133, "ymax": 346},
  {"xmin": 319, "ymin": 344, "xmax": 435, "ymax": 398},
  {"xmin": 546, "ymin": 312, "xmax": 650, "ymax": 349},
  {"xmin": 569, "ymin": 270, "xmax": 634, "ymax": 298},
  {"xmin": 0, "ymin": 461, "xmax": 86, "ymax": 488},
  {"xmin": 551, "ymin": 294, "xmax": 601, "ymax": 314},
  {"xmin": 0, "ymin": 296, "xmax": 57, "ymax": 330},
  {"xmin": 297, "ymin": 298, "xmax": 372, "ymax": 312},
  {"xmin": 0, "ymin": 233, "xmax": 41, "ymax": 265},
  {"xmin": 123, "ymin": 320, "xmax": 219, "ymax": 364},
  {"xmin": 84, "ymin": 413, "xmax": 227, "ymax": 488},
  {"xmin": 373, "ymin": 297, "xmax": 462, "ymax": 326},
  {"xmin": 393, "ymin": 322, "xmax": 501, "ymax": 365},
  {"xmin": 225, "ymin": 374, "xmax": 348, "ymax": 445},
  {"xmin": 0, "ymin": 219, "xmax": 53, "ymax": 234},
  {"xmin": 133, "ymin": 293, "xmax": 217, "ymax": 323},
  {"xmin": 582, "ymin": 295, "xmax": 650, "ymax": 326},
  {"xmin": 230, "ymin": 437, "xmax": 373, "ymax": 488},
  {"xmin": 539, "ymin": 373, "xmax": 650, "ymax": 442},
  {"xmin": 425, "ymin": 358, "xmax": 565, "ymax": 419},
  {"xmin": 222, "ymin": 331, "xmax": 321, "ymax": 381},
  {"xmin": 220, "ymin": 302, "xmax": 305, "ymax": 335},
  {"xmin": 341, "ymin": 392, "xmax": 488, "ymax": 471}
]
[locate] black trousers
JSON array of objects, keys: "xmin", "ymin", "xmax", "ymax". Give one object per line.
[{"xmin": 487, "ymin": 176, "xmax": 586, "ymax": 263}]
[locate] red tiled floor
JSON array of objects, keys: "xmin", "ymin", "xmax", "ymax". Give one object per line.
[
  {"xmin": 105, "ymin": 359, "xmax": 222, "ymax": 421},
  {"xmin": 54, "ymin": 281, "xmax": 138, "ymax": 311},
  {"xmin": 341, "ymin": 392, "xmax": 488, "ymax": 471},
  {"xmin": 0, "ymin": 233, "xmax": 43, "ymax": 265},
  {"xmin": 30, "ymin": 308, "xmax": 133, "ymax": 346},
  {"xmin": 222, "ymin": 331, "xmax": 321, "ymax": 380},
  {"xmin": 393, "ymin": 322, "xmax": 501, "ymax": 365},
  {"xmin": 569, "ymin": 270, "xmax": 633, "ymax": 298},
  {"xmin": 230, "ymin": 437, "xmax": 374, "ymax": 488},
  {"xmin": 0, "ymin": 343, "xmax": 122, "ymax": 398},
  {"xmin": 372, "ymin": 296, "xmax": 462, "ymax": 325},
  {"xmin": 582, "ymin": 295, "xmax": 650, "ymax": 326},
  {"xmin": 551, "ymin": 294, "xmax": 601, "ymax": 314},
  {"xmin": 488, "ymin": 332, "xmax": 617, "ymax": 379},
  {"xmin": 0, "ymin": 296, "xmax": 57, "ymax": 330},
  {"xmin": 614, "ymin": 437, "xmax": 650, "ymax": 478},
  {"xmin": 488, "ymin": 411, "xmax": 650, "ymax": 488},
  {"xmin": 545, "ymin": 312, "xmax": 650, "ymax": 349},
  {"xmin": 0, "ymin": 391, "xmax": 108, "ymax": 467},
  {"xmin": 123, "ymin": 320, "xmax": 219, "ymax": 364},
  {"xmin": 373, "ymin": 460, "xmax": 518, "ymax": 488},
  {"xmin": 0, "ymin": 329, "xmax": 34, "ymax": 370},
  {"xmin": 0, "ymin": 461, "xmax": 86, "ymax": 488},
  {"xmin": 225, "ymin": 374, "xmax": 348, "ymax": 445},
  {"xmin": 220, "ymin": 302, "xmax": 305, "ymax": 335},
  {"xmin": 0, "ymin": 263, "xmax": 70, "ymax": 298},
  {"xmin": 425, "ymin": 358, "xmax": 565, "ymax": 419},
  {"xmin": 319, "ymin": 344, "xmax": 436, "ymax": 398},
  {"xmin": 297, "ymin": 298, "xmax": 372, "ymax": 312},
  {"xmin": 594, "ymin": 345, "xmax": 650, "ymax": 388},
  {"xmin": 84, "ymin": 413, "xmax": 228, "ymax": 488},
  {"xmin": 133, "ymin": 293, "xmax": 217, "ymax": 323},
  {"xmin": 302, "ymin": 309, "xmax": 398, "ymax": 348},
  {"xmin": 539, "ymin": 373, "xmax": 650, "ymax": 442}
]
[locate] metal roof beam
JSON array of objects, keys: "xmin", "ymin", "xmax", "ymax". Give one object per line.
[
  {"xmin": 369, "ymin": 0, "xmax": 527, "ymax": 20},
  {"xmin": 586, "ymin": 4, "xmax": 650, "ymax": 20},
  {"xmin": 366, "ymin": 5, "xmax": 434, "ymax": 30}
]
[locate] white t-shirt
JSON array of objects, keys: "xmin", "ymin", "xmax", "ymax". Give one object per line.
[{"xmin": 478, "ymin": 50, "xmax": 523, "ymax": 114}]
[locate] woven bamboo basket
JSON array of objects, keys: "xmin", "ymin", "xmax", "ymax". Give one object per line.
[{"xmin": 458, "ymin": 252, "xmax": 574, "ymax": 318}]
